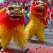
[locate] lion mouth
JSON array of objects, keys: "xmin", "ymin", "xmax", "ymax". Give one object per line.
[
  {"xmin": 36, "ymin": 6, "xmax": 45, "ymax": 13},
  {"xmin": 9, "ymin": 14, "xmax": 22, "ymax": 20}
]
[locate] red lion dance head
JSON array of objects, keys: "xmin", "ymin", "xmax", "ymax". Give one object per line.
[{"xmin": 30, "ymin": 1, "xmax": 48, "ymax": 18}]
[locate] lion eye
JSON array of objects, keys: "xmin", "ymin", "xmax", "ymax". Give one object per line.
[
  {"xmin": 36, "ymin": 2, "xmax": 40, "ymax": 5},
  {"xmin": 16, "ymin": 9, "xmax": 22, "ymax": 14},
  {"xmin": 8, "ymin": 7, "xmax": 14, "ymax": 10}
]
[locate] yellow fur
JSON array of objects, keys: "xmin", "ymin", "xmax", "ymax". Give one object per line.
[
  {"xmin": 25, "ymin": 13, "xmax": 45, "ymax": 42},
  {"xmin": 0, "ymin": 24, "xmax": 27, "ymax": 48}
]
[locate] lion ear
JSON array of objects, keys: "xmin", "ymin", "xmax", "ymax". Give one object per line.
[
  {"xmin": 0, "ymin": 8, "xmax": 6, "ymax": 13},
  {"xmin": 44, "ymin": 3, "xmax": 48, "ymax": 9}
]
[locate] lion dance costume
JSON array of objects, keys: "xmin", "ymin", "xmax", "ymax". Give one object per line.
[
  {"xmin": 0, "ymin": 5, "xmax": 27, "ymax": 50},
  {"xmin": 25, "ymin": 1, "xmax": 48, "ymax": 42}
]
